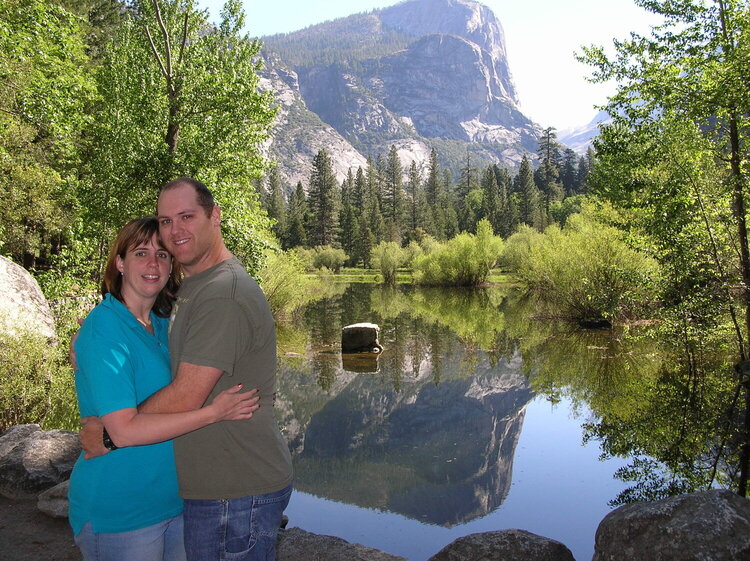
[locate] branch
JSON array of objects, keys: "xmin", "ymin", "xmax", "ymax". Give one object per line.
[
  {"xmin": 151, "ymin": 0, "xmax": 173, "ymax": 79},
  {"xmin": 144, "ymin": 24, "xmax": 170, "ymax": 82},
  {"xmin": 177, "ymin": 11, "xmax": 189, "ymax": 66}
]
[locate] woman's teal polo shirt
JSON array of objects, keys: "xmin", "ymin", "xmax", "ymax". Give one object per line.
[{"xmin": 68, "ymin": 294, "xmax": 182, "ymax": 535}]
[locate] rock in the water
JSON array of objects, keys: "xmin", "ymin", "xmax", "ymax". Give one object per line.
[
  {"xmin": 341, "ymin": 323, "xmax": 382, "ymax": 353},
  {"xmin": 593, "ymin": 489, "xmax": 750, "ymax": 561},
  {"xmin": 427, "ymin": 529, "xmax": 576, "ymax": 561},
  {"xmin": 0, "ymin": 255, "xmax": 56, "ymax": 340},
  {"xmin": 278, "ymin": 527, "xmax": 407, "ymax": 561},
  {"xmin": 38, "ymin": 480, "xmax": 70, "ymax": 519},
  {"xmin": 0, "ymin": 425, "xmax": 80, "ymax": 499}
]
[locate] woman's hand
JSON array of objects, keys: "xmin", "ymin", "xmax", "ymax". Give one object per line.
[{"xmin": 209, "ymin": 384, "xmax": 260, "ymax": 422}]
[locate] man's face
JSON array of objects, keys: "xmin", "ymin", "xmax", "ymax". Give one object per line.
[{"xmin": 157, "ymin": 183, "xmax": 220, "ymax": 274}]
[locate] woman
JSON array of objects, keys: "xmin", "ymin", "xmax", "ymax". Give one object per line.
[{"xmin": 68, "ymin": 217, "xmax": 258, "ymax": 561}]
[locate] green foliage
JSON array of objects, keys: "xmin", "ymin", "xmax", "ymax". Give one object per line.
[
  {"xmin": 500, "ymin": 224, "xmax": 544, "ymax": 273},
  {"xmin": 310, "ymin": 245, "xmax": 347, "ymax": 273},
  {"xmin": 412, "ymin": 219, "xmax": 503, "ymax": 287},
  {"xmin": 370, "ymin": 241, "xmax": 406, "ymax": 285},
  {"xmin": 0, "ymin": 0, "xmax": 94, "ymax": 267},
  {"xmin": 507, "ymin": 204, "xmax": 659, "ymax": 323},
  {"xmin": 259, "ymin": 250, "xmax": 325, "ymax": 319},
  {"xmin": 82, "ymin": 0, "xmax": 276, "ymax": 270},
  {"xmin": 0, "ymin": 324, "xmax": 79, "ymax": 431}
]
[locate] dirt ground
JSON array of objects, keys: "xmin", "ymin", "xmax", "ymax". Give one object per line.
[{"xmin": 0, "ymin": 496, "xmax": 81, "ymax": 561}]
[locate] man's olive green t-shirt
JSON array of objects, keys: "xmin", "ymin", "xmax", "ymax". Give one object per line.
[{"xmin": 169, "ymin": 257, "xmax": 293, "ymax": 499}]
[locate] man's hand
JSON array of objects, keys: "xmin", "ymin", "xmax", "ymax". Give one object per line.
[{"xmin": 79, "ymin": 416, "xmax": 108, "ymax": 459}]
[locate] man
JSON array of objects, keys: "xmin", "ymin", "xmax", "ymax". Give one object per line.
[{"xmin": 82, "ymin": 177, "xmax": 293, "ymax": 561}]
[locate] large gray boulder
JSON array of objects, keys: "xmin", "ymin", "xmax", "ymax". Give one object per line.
[
  {"xmin": 341, "ymin": 323, "xmax": 382, "ymax": 353},
  {"xmin": 0, "ymin": 425, "xmax": 80, "ymax": 499},
  {"xmin": 0, "ymin": 255, "xmax": 56, "ymax": 339},
  {"xmin": 427, "ymin": 529, "xmax": 576, "ymax": 561},
  {"xmin": 278, "ymin": 527, "xmax": 407, "ymax": 561},
  {"xmin": 593, "ymin": 489, "xmax": 750, "ymax": 561}
]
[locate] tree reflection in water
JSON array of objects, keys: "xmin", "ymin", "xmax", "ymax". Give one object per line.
[{"xmin": 275, "ymin": 283, "xmax": 741, "ymax": 527}]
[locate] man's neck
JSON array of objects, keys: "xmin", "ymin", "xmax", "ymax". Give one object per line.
[{"xmin": 182, "ymin": 246, "xmax": 233, "ymax": 277}]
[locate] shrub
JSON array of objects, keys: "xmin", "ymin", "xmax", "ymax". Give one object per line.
[
  {"xmin": 402, "ymin": 240, "xmax": 423, "ymax": 267},
  {"xmin": 0, "ymin": 326, "xmax": 77, "ymax": 431},
  {"xmin": 504, "ymin": 207, "xmax": 659, "ymax": 322},
  {"xmin": 259, "ymin": 249, "xmax": 324, "ymax": 318},
  {"xmin": 311, "ymin": 245, "xmax": 347, "ymax": 273},
  {"xmin": 370, "ymin": 241, "xmax": 406, "ymax": 284},
  {"xmin": 412, "ymin": 219, "xmax": 504, "ymax": 286},
  {"xmin": 500, "ymin": 224, "xmax": 545, "ymax": 280}
]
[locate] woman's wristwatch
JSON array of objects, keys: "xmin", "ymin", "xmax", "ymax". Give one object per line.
[{"xmin": 102, "ymin": 428, "xmax": 119, "ymax": 451}]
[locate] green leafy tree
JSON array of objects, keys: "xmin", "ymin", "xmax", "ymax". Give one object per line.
[
  {"xmin": 0, "ymin": 0, "xmax": 94, "ymax": 267},
  {"xmin": 580, "ymin": 0, "xmax": 750, "ymax": 494},
  {"xmin": 84, "ymin": 0, "xmax": 276, "ymax": 270}
]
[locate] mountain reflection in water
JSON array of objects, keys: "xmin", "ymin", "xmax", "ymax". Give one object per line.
[{"xmin": 275, "ymin": 284, "xmax": 533, "ymax": 526}]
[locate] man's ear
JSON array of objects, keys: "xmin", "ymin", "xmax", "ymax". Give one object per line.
[{"xmin": 212, "ymin": 205, "xmax": 222, "ymax": 227}]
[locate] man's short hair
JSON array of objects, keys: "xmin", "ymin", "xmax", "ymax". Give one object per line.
[{"xmin": 161, "ymin": 177, "xmax": 215, "ymax": 217}]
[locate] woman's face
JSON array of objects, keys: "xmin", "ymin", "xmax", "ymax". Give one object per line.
[{"xmin": 116, "ymin": 233, "xmax": 171, "ymax": 305}]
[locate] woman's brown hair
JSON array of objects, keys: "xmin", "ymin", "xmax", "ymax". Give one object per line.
[{"xmin": 101, "ymin": 217, "xmax": 181, "ymax": 317}]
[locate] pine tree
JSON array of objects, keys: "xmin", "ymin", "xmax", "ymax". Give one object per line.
[
  {"xmin": 457, "ymin": 150, "xmax": 480, "ymax": 231},
  {"xmin": 481, "ymin": 165, "xmax": 500, "ymax": 233},
  {"xmin": 382, "ymin": 145, "xmax": 404, "ymax": 241},
  {"xmin": 364, "ymin": 156, "xmax": 386, "ymax": 244},
  {"xmin": 355, "ymin": 217, "xmax": 375, "ymax": 268},
  {"xmin": 286, "ymin": 181, "xmax": 308, "ymax": 248},
  {"xmin": 493, "ymin": 165, "xmax": 515, "ymax": 238},
  {"xmin": 535, "ymin": 127, "xmax": 564, "ymax": 224},
  {"xmin": 405, "ymin": 160, "xmax": 431, "ymax": 241},
  {"xmin": 339, "ymin": 168, "xmax": 359, "ymax": 262},
  {"xmin": 307, "ymin": 149, "xmax": 340, "ymax": 246},
  {"xmin": 264, "ymin": 166, "xmax": 287, "ymax": 243},
  {"xmin": 352, "ymin": 166, "xmax": 366, "ymax": 216},
  {"xmin": 560, "ymin": 148, "xmax": 580, "ymax": 195},
  {"xmin": 577, "ymin": 147, "xmax": 595, "ymax": 192},
  {"xmin": 515, "ymin": 156, "xmax": 542, "ymax": 229},
  {"xmin": 426, "ymin": 147, "xmax": 441, "ymax": 206},
  {"xmin": 441, "ymin": 168, "xmax": 459, "ymax": 239}
]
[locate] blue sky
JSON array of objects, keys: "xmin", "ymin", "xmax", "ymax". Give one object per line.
[{"xmin": 197, "ymin": 0, "xmax": 660, "ymax": 131}]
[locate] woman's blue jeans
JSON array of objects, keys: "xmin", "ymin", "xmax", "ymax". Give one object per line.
[
  {"xmin": 74, "ymin": 514, "xmax": 186, "ymax": 561},
  {"xmin": 183, "ymin": 484, "xmax": 292, "ymax": 561}
]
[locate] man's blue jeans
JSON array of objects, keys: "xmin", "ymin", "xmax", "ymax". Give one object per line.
[{"xmin": 183, "ymin": 485, "xmax": 292, "ymax": 561}]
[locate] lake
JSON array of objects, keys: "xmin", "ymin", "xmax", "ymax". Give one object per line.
[{"xmin": 273, "ymin": 283, "xmax": 642, "ymax": 561}]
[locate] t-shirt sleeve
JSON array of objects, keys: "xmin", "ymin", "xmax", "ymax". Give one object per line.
[
  {"xmin": 179, "ymin": 297, "xmax": 251, "ymax": 376},
  {"xmin": 75, "ymin": 325, "xmax": 138, "ymax": 417}
]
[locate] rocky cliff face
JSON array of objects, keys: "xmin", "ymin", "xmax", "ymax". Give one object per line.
[
  {"xmin": 260, "ymin": 0, "xmax": 542, "ymax": 188},
  {"xmin": 258, "ymin": 53, "xmax": 368, "ymax": 188}
]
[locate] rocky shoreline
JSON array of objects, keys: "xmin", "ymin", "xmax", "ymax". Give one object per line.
[{"xmin": 2, "ymin": 425, "xmax": 750, "ymax": 561}]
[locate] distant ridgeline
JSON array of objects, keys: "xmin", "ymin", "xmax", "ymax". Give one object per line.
[{"xmin": 259, "ymin": 0, "xmax": 559, "ymax": 188}]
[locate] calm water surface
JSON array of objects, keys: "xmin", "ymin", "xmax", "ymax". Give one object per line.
[{"xmin": 274, "ymin": 283, "xmax": 639, "ymax": 561}]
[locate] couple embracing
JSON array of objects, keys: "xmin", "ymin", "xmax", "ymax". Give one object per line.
[{"xmin": 69, "ymin": 177, "xmax": 293, "ymax": 561}]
